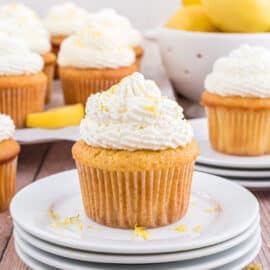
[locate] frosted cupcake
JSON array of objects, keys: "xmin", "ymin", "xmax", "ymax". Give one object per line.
[
  {"xmin": 201, "ymin": 45, "xmax": 270, "ymax": 156},
  {"xmin": 89, "ymin": 9, "xmax": 143, "ymax": 69},
  {"xmin": 0, "ymin": 114, "xmax": 20, "ymax": 212},
  {"xmin": 0, "ymin": 3, "xmax": 56, "ymax": 103},
  {"xmin": 72, "ymin": 73, "xmax": 199, "ymax": 228},
  {"xmin": 44, "ymin": 2, "xmax": 89, "ymax": 61},
  {"xmin": 58, "ymin": 23, "xmax": 137, "ymax": 105},
  {"xmin": 0, "ymin": 33, "xmax": 47, "ymax": 128}
]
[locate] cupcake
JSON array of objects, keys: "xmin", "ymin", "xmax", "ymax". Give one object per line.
[
  {"xmin": 0, "ymin": 114, "xmax": 20, "ymax": 212},
  {"xmin": 44, "ymin": 2, "xmax": 89, "ymax": 77},
  {"xmin": 0, "ymin": 3, "xmax": 56, "ymax": 103},
  {"xmin": 58, "ymin": 23, "xmax": 137, "ymax": 105},
  {"xmin": 201, "ymin": 45, "xmax": 270, "ymax": 156},
  {"xmin": 72, "ymin": 72, "xmax": 198, "ymax": 229},
  {"xmin": 0, "ymin": 33, "xmax": 47, "ymax": 128},
  {"xmin": 88, "ymin": 9, "xmax": 144, "ymax": 69}
]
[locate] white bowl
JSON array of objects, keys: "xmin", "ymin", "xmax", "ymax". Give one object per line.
[{"xmin": 146, "ymin": 28, "xmax": 270, "ymax": 102}]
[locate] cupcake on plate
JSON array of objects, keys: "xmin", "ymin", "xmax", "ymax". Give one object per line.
[
  {"xmin": 44, "ymin": 2, "xmax": 89, "ymax": 63},
  {"xmin": 0, "ymin": 33, "xmax": 47, "ymax": 128},
  {"xmin": 58, "ymin": 23, "xmax": 137, "ymax": 105},
  {"xmin": 72, "ymin": 72, "xmax": 199, "ymax": 229},
  {"xmin": 201, "ymin": 45, "xmax": 270, "ymax": 156},
  {"xmin": 0, "ymin": 114, "xmax": 20, "ymax": 212},
  {"xmin": 88, "ymin": 9, "xmax": 144, "ymax": 69},
  {"xmin": 0, "ymin": 3, "xmax": 56, "ymax": 103}
]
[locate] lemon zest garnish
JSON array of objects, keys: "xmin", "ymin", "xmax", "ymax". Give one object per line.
[
  {"xmin": 87, "ymin": 225, "xmax": 94, "ymax": 229},
  {"xmin": 110, "ymin": 86, "xmax": 116, "ymax": 94},
  {"xmin": 78, "ymin": 223, "xmax": 84, "ymax": 231},
  {"xmin": 190, "ymin": 201, "xmax": 197, "ymax": 206},
  {"xmin": 133, "ymin": 225, "xmax": 150, "ymax": 240},
  {"xmin": 50, "ymin": 214, "xmax": 81, "ymax": 228},
  {"xmin": 100, "ymin": 102, "xmax": 110, "ymax": 112},
  {"xmin": 175, "ymin": 224, "xmax": 187, "ymax": 232},
  {"xmin": 49, "ymin": 209, "xmax": 60, "ymax": 220},
  {"xmin": 245, "ymin": 264, "xmax": 266, "ymax": 270},
  {"xmin": 206, "ymin": 205, "xmax": 222, "ymax": 214},
  {"xmin": 193, "ymin": 225, "xmax": 203, "ymax": 232},
  {"xmin": 144, "ymin": 104, "xmax": 158, "ymax": 115}
]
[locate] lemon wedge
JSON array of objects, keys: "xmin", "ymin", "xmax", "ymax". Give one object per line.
[
  {"xmin": 26, "ymin": 104, "xmax": 84, "ymax": 129},
  {"xmin": 182, "ymin": 0, "xmax": 201, "ymax": 6},
  {"xmin": 202, "ymin": 0, "xmax": 270, "ymax": 32},
  {"xmin": 166, "ymin": 6, "xmax": 218, "ymax": 32}
]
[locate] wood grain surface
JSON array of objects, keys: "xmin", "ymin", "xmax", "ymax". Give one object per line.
[{"xmin": 0, "ymin": 42, "xmax": 269, "ymax": 270}]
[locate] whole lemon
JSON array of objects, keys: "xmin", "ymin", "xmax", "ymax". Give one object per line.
[
  {"xmin": 202, "ymin": 0, "xmax": 270, "ymax": 32},
  {"xmin": 182, "ymin": 0, "xmax": 201, "ymax": 6},
  {"xmin": 166, "ymin": 6, "xmax": 218, "ymax": 32}
]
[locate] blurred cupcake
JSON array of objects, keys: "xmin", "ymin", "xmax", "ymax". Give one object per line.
[
  {"xmin": 0, "ymin": 33, "xmax": 47, "ymax": 128},
  {"xmin": 89, "ymin": 9, "xmax": 143, "ymax": 69},
  {"xmin": 0, "ymin": 114, "xmax": 20, "ymax": 212},
  {"xmin": 72, "ymin": 73, "xmax": 198, "ymax": 228},
  {"xmin": 58, "ymin": 23, "xmax": 137, "ymax": 105},
  {"xmin": 44, "ymin": 1, "xmax": 89, "ymax": 77},
  {"xmin": 201, "ymin": 45, "xmax": 270, "ymax": 156},
  {"xmin": 0, "ymin": 3, "xmax": 56, "ymax": 103}
]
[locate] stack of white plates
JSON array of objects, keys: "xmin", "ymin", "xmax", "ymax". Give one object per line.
[
  {"xmin": 191, "ymin": 118, "xmax": 270, "ymax": 190},
  {"xmin": 11, "ymin": 170, "xmax": 261, "ymax": 270}
]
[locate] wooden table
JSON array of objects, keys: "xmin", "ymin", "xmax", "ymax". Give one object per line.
[{"xmin": 0, "ymin": 42, "xmax": 270, "ymax": 269}]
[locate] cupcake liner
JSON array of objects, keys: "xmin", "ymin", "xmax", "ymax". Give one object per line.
[
  {"xmin": 0, "ymin": 75, "xmax": 47, "ymax": 128},
  {"xmin": 206, "ymin": 107, "xmax": 270, "ymax": 156},
  {"xmin": 43, "ymin": 53, "xmax": 56, "ymax": 104},
  {"xmin": 75, "ymin": 161, "xmax": 195, "ymax": 228},
  {"xmin": 59, "ymin": 65, "xmax": 137, "ymax": 105},
  {"xmin": 0, "ymin": 158, "xmax": 17, "ymax": 212}
]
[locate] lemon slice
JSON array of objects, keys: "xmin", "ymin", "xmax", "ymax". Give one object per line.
[
  {"xmin": 182, "ymin": 0, "xmax": 201, "ymax": 6},
  {"xmin": 26, "ymin": 104, "xmax": 84, "ymax": 129},
  {"xmin": 166, "ymin": 6, "xmax": 218, "ymax": 32}
]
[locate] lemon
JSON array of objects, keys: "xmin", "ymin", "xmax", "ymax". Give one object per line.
[
  {"xmin": 202, "ymin": 0, "xmax": 270, "ymax": 32},
  {"xmin": 26, "ymin": 104, "xmax": 84, "ymax": 129},
  {"xmin": 182, "ymin": 0, "xmax": 201, "ymax": 6},
  {"xmin": 166, "ymin": 6, "xmax": 218, "ymax": 32}
]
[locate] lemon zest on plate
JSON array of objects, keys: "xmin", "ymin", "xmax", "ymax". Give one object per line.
[
  {"xmin": 193, "ymin": 225, "xmax": 203, "ymax": 232},
  {"xmin": 133, "ymin": 225, "xmax": 150, "ymax": 240},
  {"xmin": 175, "ymin": 224, "xmax": 187, "ymax": 232},
  {"xmin": 48, "ymin": 209, "xmax": 60, "ymax": 220}
]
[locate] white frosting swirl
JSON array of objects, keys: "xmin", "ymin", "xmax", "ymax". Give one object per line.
[
  {"xmin": 0, "ymin": 33, "xmax": 43, "ymax": 75},
  {"xmin": 45, "ymin": 2, "xmax": 89, "ymax": 36},
  {"xmin": 58, "ymin": 23, "xmax": 135, "ymax": 69},
  {"xmin": 80, "ymin": 73, "xmax": 193, "ymax": 151},
  {"xmin": 0, "ymin": 114, "xmax": 15, "ymax": 142},
  {"xmin": 88, "ymin": 9, "xmax": 142, "ymax": 47},
  {"xmin": 205, "ymin": 45, "xmax": 270, "ymax": 98},
  {"xmin": 0, "ymin": 3, "xmax": 51, "ymax": 54}
]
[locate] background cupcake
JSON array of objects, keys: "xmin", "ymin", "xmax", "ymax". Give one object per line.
[
  {"xmin": 44, "ymin": 1, "xmax": 89, "ymax": 78},
  {"xmin": 88, "ymin": 9, "xmax": 143, "ymax": 69},
  {"xmin": 0, "ymin": 3, "xmax": 55, "ymax": 103},
  {"xmin": 0, "ymin": 114, "xmax": 20, "ymax": 212},
  {"xmin": 58, "ymin": 23, "xmax": 137, "ymax": 105},
  {"xmin": 0, "ymin": 33, "xmax": 47, "ymax": 128},
  {"xmin": 201, "ymin": 45, "xmax": 270, "ymax": 156},
  {"xmin": 73, "ymin": 73, "xmax": 198, "ymax": 228}
]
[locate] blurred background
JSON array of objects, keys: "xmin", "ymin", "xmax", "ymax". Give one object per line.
[{"xmin": 0, "ymin": 0, "xmax": 179, "ymax": 29}]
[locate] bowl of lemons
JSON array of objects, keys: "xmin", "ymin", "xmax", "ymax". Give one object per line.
[{"xmin": 148, "ymin": 0, "xmax": 270, "ymax": 102}]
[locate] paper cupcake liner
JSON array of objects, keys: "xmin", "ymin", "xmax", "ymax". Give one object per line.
[
  {"xmin": 0, "ymin": 81, "xmax": 46, "ymax": 128},
  {"xmin": 206, "ymin": 107, "xmax": 270, "ymax": 156},
  {"xmin": 0, "ymin": 158, "xmax": 17, "ymax": 212},
  {"xmin": 60, "ymin": 66, "xmax": 137, "ymax": 105},
  {"xmin": 43, "ymin": 62, "xmax": 55, "ymax": 104},
  {"xmin": 75, "ymin": 161, "xmax": 194, "ymax": 228}
]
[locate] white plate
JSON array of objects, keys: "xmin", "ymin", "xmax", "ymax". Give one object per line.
[
  {"xmin": 14, "ymin": 215, "xmax": 260, "ymax": 264},
  {"xmin": 14, "ymin": 230, "xmax": 261, "ymax": 270},
  {"xmin": 191, "ymin": 118, "xmax": 270, "ymax": 169},
  {"xmin": 195, "ymin": 164, "xmax": 270, "ymax": 178},
  {"xmin": 15, "ymin": 236, "xmax": 261, "ymax": 270},
  {"xmin": 228, "ymin": 178, "xmax": 270, "ymax": 191},
  {"xmin": 14, "ymin": 125, "xmax": 79, "ymax": 145},
  {"xmin": 10, "ymin": 170, "xmax": 259, "ymax": 254}
]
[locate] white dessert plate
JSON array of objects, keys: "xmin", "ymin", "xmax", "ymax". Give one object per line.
[
  {"xmin": 10, "ymin": 170, "xmax": 259, "ymax": 254},
  {"xmin": 15, "ymin": 236, "xmax": 261, "ymax": 270},
  {"xmin": 191, "ymin": 118, "xmax": 270, "ymax": 169},
  {"xmin": 195, "ymin": 164, "xmax": 270, "ymax": 178},
  {"xmin": 14, "ymin": 215, "xmax": 259, "ymax": 264},
  {"xmin": 14, "ymin": 230, "xmax": 261, "ymax": 270},
  {"xmin": 226, "ymin": 178, "xmax": 270, "ymax": 191}
]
